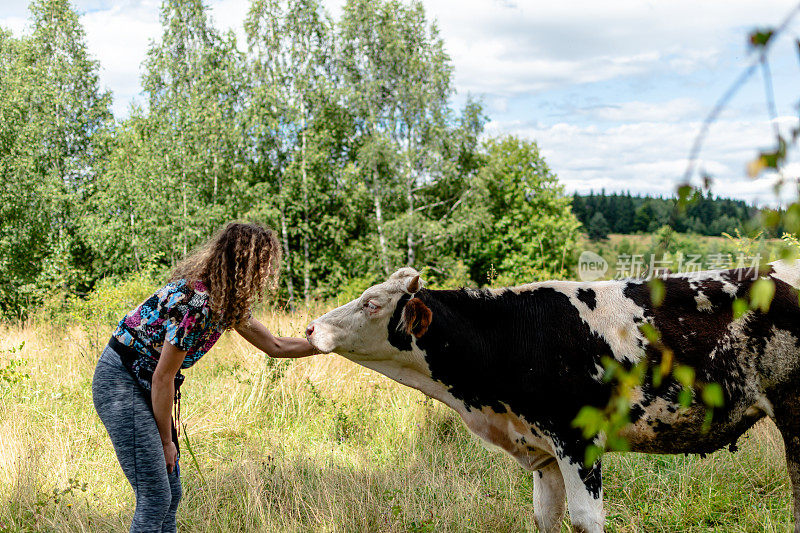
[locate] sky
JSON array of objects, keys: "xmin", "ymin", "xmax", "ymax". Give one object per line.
[{"xmin": 2, "ymin": 0, "xmax": 800, "ymax": 206}]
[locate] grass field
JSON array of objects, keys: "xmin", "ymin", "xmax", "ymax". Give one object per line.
[{"xmin": 0, "ymin": 305, "xmax": 795, "ymax": 532}]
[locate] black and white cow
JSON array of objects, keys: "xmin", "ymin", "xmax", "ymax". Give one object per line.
[{"xmin": 305, "ymin": 263, "xmax": 800, "ymax": 532}]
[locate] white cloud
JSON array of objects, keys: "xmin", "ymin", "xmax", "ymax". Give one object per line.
[
  {"xmin": 81, "ymin": 2, "xmax": 162, "ymax": 116},
  {"xmin": 0, "ymin": 16, "xmax": 28, "ymax": 35},
  {"xmin": 208, "ymin": 0, "xmax": 250, "ymax": 46},
  {"xmin": 8, "ymin": 0, "xmax": 797, "ymax": 116},
  {"xmin": 419, "ymin": 0, "xmax": 800, "ymax": 96},
  {"xmin": 576, "ymin": 98, "xmax": 706, "ymax": 123},
  {"xmin": 3, "ymin": 0, "xmax": 799, "ymax": 207},
  {"xmin": 80, "ymin": 0, "xmax": 250, "ymax": 116},
  {"xmin": 487, "ymin": 114, "xmax": 798, "ymax": 205}
]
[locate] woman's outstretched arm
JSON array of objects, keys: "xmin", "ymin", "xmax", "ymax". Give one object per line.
[{"xmin": 235, "ymin": 317, "xmax": 320, "ymax": 358}]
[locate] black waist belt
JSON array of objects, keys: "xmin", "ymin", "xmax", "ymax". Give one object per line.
[{"xmin": 109, "ymin": 335, "xmax": 141, "ymax": 366}]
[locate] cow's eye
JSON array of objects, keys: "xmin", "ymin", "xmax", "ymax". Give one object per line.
[{"xmin": 364, "ymin": 300, "xmax": 380, "ymax": 312}]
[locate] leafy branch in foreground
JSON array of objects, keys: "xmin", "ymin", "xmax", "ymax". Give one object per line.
[
  {"xmin": 575, "ymin": 5, "xmax": 800, "ymax": 465},
  {"xmin": 573, "ymin": 320, "xmax": 724, "ymax": 466}
]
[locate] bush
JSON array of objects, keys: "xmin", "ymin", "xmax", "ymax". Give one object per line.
[
  {"xmin": 334, "ymin": 273, "xmax": 382, "ymax": 303},
  {"xmin": 35, "ymin": 271, "xmax": 159, "ymax": 346}
]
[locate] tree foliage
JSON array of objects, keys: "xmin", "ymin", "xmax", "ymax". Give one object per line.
[
  {"xmin": 573, "ymin": 190, "xmax": 758, "ymax": 238},
  {"xmin": 0, "ymin": 0, "xmax": 582, "ymax": 317},
  {"xmin": 0, "ymin": 0, "xmax": 112, "ymax": 316}
]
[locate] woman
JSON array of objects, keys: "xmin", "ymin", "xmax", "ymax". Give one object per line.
[{"xmin": 92, "ymin": 222, "xmax": 317, "ymax": 532}]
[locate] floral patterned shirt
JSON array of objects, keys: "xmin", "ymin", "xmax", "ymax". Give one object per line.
[{"xmin": 113, "ymin": 279, "xmax": 223, "ymax": 390}]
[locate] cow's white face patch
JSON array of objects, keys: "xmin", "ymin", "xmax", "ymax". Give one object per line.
[{"xmin": 307, "ymin": 267, "xmax": 421, "ymax": 359}]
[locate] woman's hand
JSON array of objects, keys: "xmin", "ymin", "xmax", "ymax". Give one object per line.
[
  {"xmin": 235, "ymin": 317, "xmax": 321, "ymax": 358},
  {"xmin": 163, "ymin": 441, "xmax": 178, "ymax": 474}
]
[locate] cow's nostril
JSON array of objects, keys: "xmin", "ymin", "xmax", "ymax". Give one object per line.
[{"xmin": 306, "ymin": 325, "xmax": 315, "ymax": 337}]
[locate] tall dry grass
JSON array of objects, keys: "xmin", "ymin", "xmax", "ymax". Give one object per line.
[{"xmin": 0, "ymin": 307, "xmax": 794, "ymax": 532}]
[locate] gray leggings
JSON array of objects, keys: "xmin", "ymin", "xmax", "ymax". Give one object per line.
[{"xmin": 92, "ymin": 344, "xmax": 182, "ymax": 533}]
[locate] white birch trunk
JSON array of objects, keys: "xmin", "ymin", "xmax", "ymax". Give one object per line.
[
  {"xmin": 301, "ymin": 101, "xmax": 310, "ymax": 307},
  {"xmin": 278, "ymin": 175, "xmax": 296, "ymax": 311},
  {"xmin": 373, "ymin": 165, "xmax": 390, "ymax": 276}
]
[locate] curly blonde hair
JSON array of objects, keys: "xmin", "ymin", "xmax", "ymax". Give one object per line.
[{"xmin": 169, "ymin": 222, "xmax": 281, "ymax": 329}]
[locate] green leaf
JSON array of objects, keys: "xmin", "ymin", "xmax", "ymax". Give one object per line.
[
  {"xmin": 749, "ymin": 28, "xmax": 774, "ymax": 48},
  {"xmin": 639, "ymin": 322, "xmax": 660, "ymax": 344},
  {"xmin": 584, "ymin": 444, "xmax": 602, "ymax": 467},
  {"xmin": 606, "ymin": 435, "xmax": 630, "ymax": 452},
  {"xmin": 750, "ymin": 278, "xmax": 775, "ymax": 313},
  {"xmin": 649, "ymin": 278, "xmax": 665, "ymax": 307},
  {"xmin": 673, "ymin": 365, "xmax": 695, "ymax": 387},
  {"xmin": 572, "ymin": 406, "xmax": 603, "ymax": 438},
  {"xmin": 652, "ymin": 365, "xmax": 662, "ymax": 388},
  {"xmin": 701, "ymin": 382, "xmax": 724, "ymax": 408},
  {"xmin": 732, "ymin": 298, "xmax": 748, "ymax": 319},
  {"xmin": 678, "ymin": 388, "xmax": 693, "ymax": 407},
  {"xmin": 658, "ymin": 349, "xmax": 673, "ymax": 381},
  {"xmin": 602, "ymin": 358, "xmax": 619, "ymax": 383},
  {"xmin": 676, "ymin": 184, "xmax": 695, "ymax": 212}
]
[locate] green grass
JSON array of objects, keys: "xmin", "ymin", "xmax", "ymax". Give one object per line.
[{"xmin": 0, "ymin": 309, "xmax": 794, "ymax": 532}]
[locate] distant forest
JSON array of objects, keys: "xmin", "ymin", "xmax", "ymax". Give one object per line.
[{"xmin": 571, "ymin": 191, "xmax": 759, "ymax": 240}]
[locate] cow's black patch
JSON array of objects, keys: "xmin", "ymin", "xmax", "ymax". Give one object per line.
[
  {"xmin": 619, "ymin": 268, "xmax": 800, "ymax": 453},
  {"xmin": 407, "ymin": 287, "xmax": 615, "ymax": 468},
  {"xmin": 387, "ymin": 294, "xmax": 413, "ymax": 351},
  {"xmin": 578, "ymin": 460, "xmax": 602, "ymax": 499},
  {"xmin": 577, "ymin": 288, "xmax": 597, "ymax": 310},
  {"xmin": 629, "ymin": 404, "xmax": 645, "ymax": 423}
]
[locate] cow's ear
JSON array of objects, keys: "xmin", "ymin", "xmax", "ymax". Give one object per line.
[
  {"xmin": 406, "ymin": 274, "xmax": 422, "ymax": 293},
  {"xmin": 404, "ymin": 297, "xmax": 432, "ymax": 338}
]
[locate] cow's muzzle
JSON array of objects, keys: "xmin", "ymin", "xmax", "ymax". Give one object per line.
[{"xmin": 305, "ymin": 320, "xmax": 336, "ymax": 353}]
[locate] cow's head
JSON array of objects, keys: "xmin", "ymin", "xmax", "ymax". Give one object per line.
[{"xmin": 306, "ymin": 267, "xmax": 432, "ymax": 359}]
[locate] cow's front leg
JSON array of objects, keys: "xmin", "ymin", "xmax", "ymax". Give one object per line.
[
  {"xmin": 555, "ymin": 454, "xmax": 604, "ymax": 533},
  {"xmin": 533, "ymin": 461, "xmax": 566, "ymax": 533}
]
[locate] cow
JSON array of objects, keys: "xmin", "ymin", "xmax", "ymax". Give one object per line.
[{"xmin": 304, "ymin": 262, "xmax": 800, "ymax": 532}]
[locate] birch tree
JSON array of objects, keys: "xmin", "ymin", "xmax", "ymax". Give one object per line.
[
  {"xmin": 392, "ymin": 2, "xmax": 452, "ymax": 266},
  {"xmin": 338, "ymin": 0, "xmax": 403, "ymax": 275},
  {"xmin": 141, "ymin": 0, "xmax": 244, "ymax": 261},
  {"xmin": 339, "ymin": 0, "xmax": 455, "ymax": 270},
  {"xmin": 0, "ymin": 0, "xmax": 112, "ymax": 314},
  {"xmin": 245, "ymin": 0, "xmax": 334, "ymax": 306}
]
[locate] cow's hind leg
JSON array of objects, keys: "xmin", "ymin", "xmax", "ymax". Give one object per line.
[
  {"xmin": 773, "ymin": 402, "xmax": 800, "ymax": 532},
  {"xmin": 555, "ymin": 455, "xmax": 604, "ymax": 533},
  {"xmin": 533, "ymin": 461, "xmax": 566, "ymax": 533}
]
